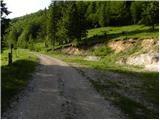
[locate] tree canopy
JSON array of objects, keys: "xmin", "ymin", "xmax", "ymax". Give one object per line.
[{"xmin": 1, "ymin": 0, "xmax": 11, "ymax": 51}]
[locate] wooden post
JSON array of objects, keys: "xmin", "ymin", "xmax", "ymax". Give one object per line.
[
  {"xmin": 8, "ymin": 44, "xmax": 13, "ymax": 65},
  {"xmin": 45, "ymin": 42, "xmax": 48, "ymax": 48}
]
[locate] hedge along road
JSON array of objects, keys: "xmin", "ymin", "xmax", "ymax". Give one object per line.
[{"xmin": 2, "ymin": 53, "xmax": 126, "ymax": 119}]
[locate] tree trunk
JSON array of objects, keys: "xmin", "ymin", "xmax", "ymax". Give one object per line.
[
  {"xmin": 8, "ymin": 53, "xmax": 12, "ymax": 65},
  {"xmin": 152, "ymin": 24, "xmax": 154, "ymax": 31}
]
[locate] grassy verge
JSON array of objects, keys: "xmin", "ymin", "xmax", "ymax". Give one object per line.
[
  {"xmin": 1, "ymin": 49, "xmax": 38, "ymax": 113},
  {"xmin": 45, "ymin": 50, "xmax": 144, "ymax": 73}
]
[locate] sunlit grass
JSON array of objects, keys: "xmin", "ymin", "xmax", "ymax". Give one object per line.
[
  {"xmin": 87, "ymin": 25, "xmax": 159, "ymax": 39},
  {"xmin": 1, "ymin": 49, "xmax": 36, "ymax": 66}
]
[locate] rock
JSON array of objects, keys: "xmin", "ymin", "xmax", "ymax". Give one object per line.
[
  {"xmin": 107, "ymin": 39, "xmax": 159, "ymax": 53},
  {"xmin": 145, "ymin": 64, "xmax": 159, "ymax": 71},
  {"xmin": 61, "ymin": 47, "xmax": 81, "ymax": 55},
  {"xmin": 126, "ymin": 52, "xmax": 159, "ymax": 65},
  {"xmin": 141, "ymin": 39, "xmax": 158, "ymax": 49},
  {"xmin": 109, "ymin": 38, "xmax": 159, "ymax": 71},
  {"xmin": 84, "ymin": 56, "xmax": 100, "ymax": 61},
  {"xmin": 117, "ymin": 52, "xmax": 159, "ymax": 71}
]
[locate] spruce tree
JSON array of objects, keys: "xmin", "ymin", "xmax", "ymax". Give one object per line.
[
  {"xmin": 141, "ymin": 1, "xmax": 159, "ymax": 30},
  {"xmin": 67, "ymin": 2, "xmax": 87, "ymax": 43},
  {"xmin": 1, "ymin": 0, "xmax": 11, "ymax": 51}
]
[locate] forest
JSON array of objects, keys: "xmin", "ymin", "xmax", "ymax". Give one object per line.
[{"xmin": 2, "ymin": 1, "xmax": 159, "ymax": 51}]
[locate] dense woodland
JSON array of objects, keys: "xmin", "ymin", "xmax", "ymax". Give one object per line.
[{"xmin": 2, "ymin": 1, "xmax": 159, "ymax": 51}]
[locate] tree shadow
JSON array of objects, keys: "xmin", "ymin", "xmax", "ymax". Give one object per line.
[{"xmin": 1, "ymin": 59, "xmax": 38, "ymax": 114}]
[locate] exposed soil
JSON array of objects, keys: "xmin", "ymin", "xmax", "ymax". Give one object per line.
[
  {"xmin": 107, "ymin": 39, "xmax": 136, "ymax": 53},
  {"xmin": 61, "ymin": 46, "xmax": 82, "ymax": 55},
  {"xmin": 107, "ymin": 38, "xmax": 158, "ymax": 53}
]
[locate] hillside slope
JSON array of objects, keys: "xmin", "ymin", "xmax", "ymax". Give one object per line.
[{"xmin": 54, "ymin": 25, "xmax": 159, "ymax": 72}]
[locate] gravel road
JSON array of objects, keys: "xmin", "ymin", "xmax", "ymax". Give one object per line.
[{"xmin": 2, "ymin": 53, "xmax": 126, "ymax": 119}]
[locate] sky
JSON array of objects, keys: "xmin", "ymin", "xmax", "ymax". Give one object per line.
[{"xmin": 4, "ymin": 0, "xmax": 51, "ymax": 18}]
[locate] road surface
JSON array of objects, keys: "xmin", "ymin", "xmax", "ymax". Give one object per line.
[{"xmin": 2, "ymin": 53, "xmax": 125, "ymax": 119}]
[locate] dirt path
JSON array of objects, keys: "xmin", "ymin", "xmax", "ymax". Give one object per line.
[{"xmin": 2, "ymin": 53, "xmax": 126, "ymax": 119}]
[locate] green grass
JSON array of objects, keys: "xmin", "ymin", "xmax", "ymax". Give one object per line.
[
  {"xmin": 87, "ymin": 25, "xmax": 159, "ymax": 39},
  {"xmin": 1, "ymin": 49, "xmax": 36, "ymax": 66},
  {"xmin": 89, "ymin": 46, "xmax": 113, "ymax": 56},
  {"xmin": 81, "ymin": 25, "xmax": 159, "ymax": 47},
  {"xmin": 29, "ymin": 42, "xmax": 46, "ymax": 52},
  {"xmin": 1, "ymin": 49, "xmax": 38, "ymax": 113}
]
